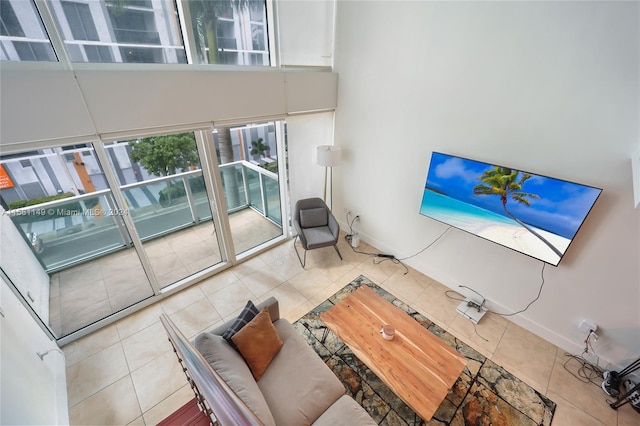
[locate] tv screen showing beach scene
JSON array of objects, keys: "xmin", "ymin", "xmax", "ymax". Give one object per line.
[{"xmin": 419, "ymin": 152, "xmax": 602, "ymax": 266}]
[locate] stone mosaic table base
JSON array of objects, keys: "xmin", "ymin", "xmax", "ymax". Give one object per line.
[{"xmin": 292, "ymin": 275, "xmax": 556, "ymax": 426}]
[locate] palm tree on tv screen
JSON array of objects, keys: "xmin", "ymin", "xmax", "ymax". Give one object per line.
[{"xmin": 473, "ymin": 167, "xmax": 563, "ymax": 258}]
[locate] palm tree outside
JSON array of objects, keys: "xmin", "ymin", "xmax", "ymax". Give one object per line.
[
  {"xmin": 189, "ymin": 0, "xmax": 266, "ymax": 209},
  {"xmin": 473, "ymin": 167, "xmax": 563, "ymax": 258},
  {"xmin": 216, "ymin": 125, "xmax": 241, "ymax": 208},
  {"xmin": 250, "ymin": 138, "xmax": 268, "ymax": 164}
]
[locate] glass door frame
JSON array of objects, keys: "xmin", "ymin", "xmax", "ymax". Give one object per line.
[
  {"xmin": 93, "ymin": 125, "xmax": 234, "ymax": 293},
  {"xmin": 1, "ymin": 121, "xmax": 290, "ymax": 345},
  {"xmin": 211, "ymin": 118, "xmax": 291, "ymax": 262}
]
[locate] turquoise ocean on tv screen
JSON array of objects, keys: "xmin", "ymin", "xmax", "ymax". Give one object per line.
[{"xmin": 420, "ymin": 190, "xmax": 518, "ymax": 232}]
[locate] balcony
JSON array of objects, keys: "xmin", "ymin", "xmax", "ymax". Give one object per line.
[{"xmin": 6, "ymin": 161, "xmax": 283, "ymax": 338}]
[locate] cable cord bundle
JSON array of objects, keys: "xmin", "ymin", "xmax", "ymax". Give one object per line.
[{"xmin": 344, "ymin": 220, "xmax": 453, "ymax": 274}]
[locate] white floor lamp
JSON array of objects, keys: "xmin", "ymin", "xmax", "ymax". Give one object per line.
[{"xmin": 316, "ymin": 145, "xmax": 342, "ymax": 210}]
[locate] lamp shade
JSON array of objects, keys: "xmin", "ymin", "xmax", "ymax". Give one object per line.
[{"xmin": 316, "ymin": 145, "xmax": 342, "ymax": 167}]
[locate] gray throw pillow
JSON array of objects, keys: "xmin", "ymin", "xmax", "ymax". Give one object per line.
[
  {"xmin": 222, "ymin": 300, "xmax": 259, "ymax": 349},
  {"xmin": 300, "ymin": 207, "xmax": 328, "ymax": 228}
]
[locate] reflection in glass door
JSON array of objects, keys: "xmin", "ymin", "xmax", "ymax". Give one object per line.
[
  {"xmin": 102, "ymin": 132, "xmax": 223, "ymax": 289},
  {"xmin": 0, "ymin": 144, "xmax": 156, "ymax": 338},
  {"xmin": 214, "ymin": 122, "xmax": 283, "ymax": 255}
]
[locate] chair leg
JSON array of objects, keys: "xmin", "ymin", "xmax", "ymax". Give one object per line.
[
  {"xmin": 293, "ymin": 235, "xmax": 307, "ymax": 268},
  {"xmin": 333, "ymin": 244, "xmax": 343, "ymax": 261}
]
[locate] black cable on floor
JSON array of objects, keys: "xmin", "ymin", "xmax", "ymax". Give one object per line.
[{"xmin": 562, "ymin": 352, "xmax": 604, "ymax": 386}]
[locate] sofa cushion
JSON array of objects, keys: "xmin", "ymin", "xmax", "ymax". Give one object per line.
[
  {"xmin": 232, "ymin": 308, "xmax": 284, "ymax": 381},
  {"xmin": 193, "ymin": 332, "xmax": 276, "ymax": 426},
  {"xmin": 257, "ymin": 319, "xmax": 345, "ymax": 425},
  {"xmin": 222, "ymin": 300, "xmax": 259, "ymax": 349},
  {"xmin": 300, "ymin": 207, "xmax": 328, "ymax": 228},
  {"xmin": 312, "ymin": 395, "xmax": 377, "ymax": 425},
  {"xmin": 209, "ymin": 297, "xmax": 280, "ymax": 336}
]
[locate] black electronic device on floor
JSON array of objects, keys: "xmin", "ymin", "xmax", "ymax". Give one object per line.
[{"xmin": 602, "ymin": 357, "xmax": 640, "ymax": 413}]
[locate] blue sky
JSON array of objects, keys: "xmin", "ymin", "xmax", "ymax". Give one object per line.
[{"xmin": 423, "ymin": 152, "xmax": 602, "ymax": 238}]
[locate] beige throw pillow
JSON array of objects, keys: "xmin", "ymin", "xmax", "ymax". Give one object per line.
[{"xmin": 232, "ymin": 308, "xmax": 284, "ymax": 381}]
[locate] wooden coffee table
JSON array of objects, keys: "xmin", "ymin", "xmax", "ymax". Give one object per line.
[{"xmin": 320, "ymin": 285, "xmax": 467, "ymax": 421}]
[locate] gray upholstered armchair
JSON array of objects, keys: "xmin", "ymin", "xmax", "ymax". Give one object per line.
[{"xmin": 292, "ymin": 197, "xmax": 342, "ymax": 267}]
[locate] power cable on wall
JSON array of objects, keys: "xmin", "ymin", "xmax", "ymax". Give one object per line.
[
  {"xmin": 347, "ymin": 225, "xmax": 453, "ymax": 274},
  {"xmin": 491, "ymin": 262, "xmax": 546, "ymax": 317},
  {"xmin": 395, "ymin": 226, "xmax": 452, "ymax": 262}
]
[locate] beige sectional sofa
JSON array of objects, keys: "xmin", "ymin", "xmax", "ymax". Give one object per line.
[{"xmin": 193, "ymin": 297, "xmax": 376, "ymax": 426}]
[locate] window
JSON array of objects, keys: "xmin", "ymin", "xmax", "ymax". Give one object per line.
[
  {"xmin": 60, "ymin": 1, "xmax": 115, "ymax": 62},
  {"xmin": 0, "ymin": 0, "xmax": 23, "ymax": 36},
  {"xmin": 61, "ymin": 1, "xmax": 99, "ymax": 41},
  {"xmin": 251, "ymin": 24, "xmax": 265, "ymax": 51},
  {"xmin": 188, "ymin": 0, "xmax": 269, "ymax": 66},
  {"xmin": 249, "ymin": 3, "xmax": 264, "ymax": 22},
  {"xmin": 2, "ymin": 0, "xmax": 273, "ymax": 67},
  {"xmin": 1, "ymin": 122, "xmax": 287, "ymax": 340},
  {"xmin": 126, "ymin": 0, "xmax": 152, "ymax": 8},
  {"xmin": 249, "ymin": 3, "xmax": 266, "ymax": 53},
  {"xmin": 50, "ymin": 0, "xmax": 186, "ymax": 64},
  {"xmin": 216, "ymin": 19, "xmax": 236, "ymax": 50},
  {"xmin": 84, "ymin": 44, "xmax": 113, "ymax": 62},
  {"xmin": 0, "ymin": 0, "xmax": 56, "ymax": 61},
  {"xmin": 107, "ymin": 8, "xmax": 160, "ymax": 45}
]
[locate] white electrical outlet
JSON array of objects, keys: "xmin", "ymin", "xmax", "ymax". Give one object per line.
[{"xmin": 578, "ymin": 319, "xmax": 597, "ymax": 334}]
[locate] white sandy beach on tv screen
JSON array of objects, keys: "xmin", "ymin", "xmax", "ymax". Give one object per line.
[{"xmin": 476, "ymin": 223, "xmax": 571, "ymax": 265}]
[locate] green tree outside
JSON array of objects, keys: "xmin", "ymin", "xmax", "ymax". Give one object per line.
[
  {"xmin": 250, "ymin": 138, "xmax": 268, "ymax": 163},
  {"xmin": 129, "ymin": 133, "xmax": 199, "ymax": 177},
  {"xmin": 129, "ymin": 133, "xmax": 199, "ymax": 206}
]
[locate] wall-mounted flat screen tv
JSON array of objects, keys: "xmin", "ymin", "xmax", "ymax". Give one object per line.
[{"xmin": 419, "ymin": 152, "xmax": 602, "ymax": 266}]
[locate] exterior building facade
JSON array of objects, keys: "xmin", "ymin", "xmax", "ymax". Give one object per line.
[{"xmin": 0, "ymin": 0, "xmax": 269, "ymax": 65}]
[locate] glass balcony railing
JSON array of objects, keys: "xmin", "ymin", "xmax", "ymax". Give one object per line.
[
  {"xmin": 7, "ymin": 161, "xmax": 280, "ymax": 273},
  {"xmin": 7, "ymin": 190, "xmax": 131, "ymax": 271},
  {"xmin": 120, "ymin": 170, "xmax": 213, "ymax": 240},
  {"xmin": 224, "ymin": 160, "xmax": 280, "ymax": 225}
]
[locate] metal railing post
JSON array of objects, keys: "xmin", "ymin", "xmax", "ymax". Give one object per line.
[
  {"xmin": 259, "ymin": 173, "xmax": 267, "ymax": 218},
  {"xmin": 183, "ymin": 175, "xmax": 199, "ymax": 224},
  {"xmin": 241, "ymin": 165, "xmax": 250, "ymax": 207},
  {"xmin": 104, "ymin": 193, "xmax": 133, "ymax": 246}
]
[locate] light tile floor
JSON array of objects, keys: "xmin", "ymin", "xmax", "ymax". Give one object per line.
[
  {"xmin": 51, "ymin": 208, "xmax": 282, "ymax": 337},
  {"xmin": 63, "ymin": 236, "xmax": 639, "ymax": 425}
]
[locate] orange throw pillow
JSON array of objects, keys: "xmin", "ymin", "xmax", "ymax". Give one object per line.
[{"xmin": 231, "ymin": 307, "xmax": 284, "ymax": 381}]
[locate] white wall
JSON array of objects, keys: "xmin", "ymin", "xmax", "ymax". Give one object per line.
[
  {"xmin": 287, "ymin": 112, "xmax": 336, "ymax": 206},
  {"xmin": 0, "ymin": 206, "xmax": 50, "ymax": 321},
  {"xmin": 333, "ymin": 1, "xmax": 640, "ymax": 366},
  {"xmin": 278, "ymin": 0, "xmax": 335, "ymax": 67},
  {"xmin": 1, "ymin": 277, "xmax": 68, "ymax": 425}
]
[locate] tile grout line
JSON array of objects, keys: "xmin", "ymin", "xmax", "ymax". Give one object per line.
[{"xmin": 113, "ymin": 318, "xmax": 146, "ymax": 425}]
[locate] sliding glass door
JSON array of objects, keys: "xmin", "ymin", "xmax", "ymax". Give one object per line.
[
  {"xmin": 0, "ymin": 122, "xmax": 287, "ymax": 341},
  {"xmin": 214, "ymin": 122, "xmax": 283, "ymax": 256},
  {"xmin": 101, "ymin": 132, "xmax": 223, "ymax": 289},
  {"xmin": 0, "ymin": 143, "xmax": 157, "ymax": 337}
]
